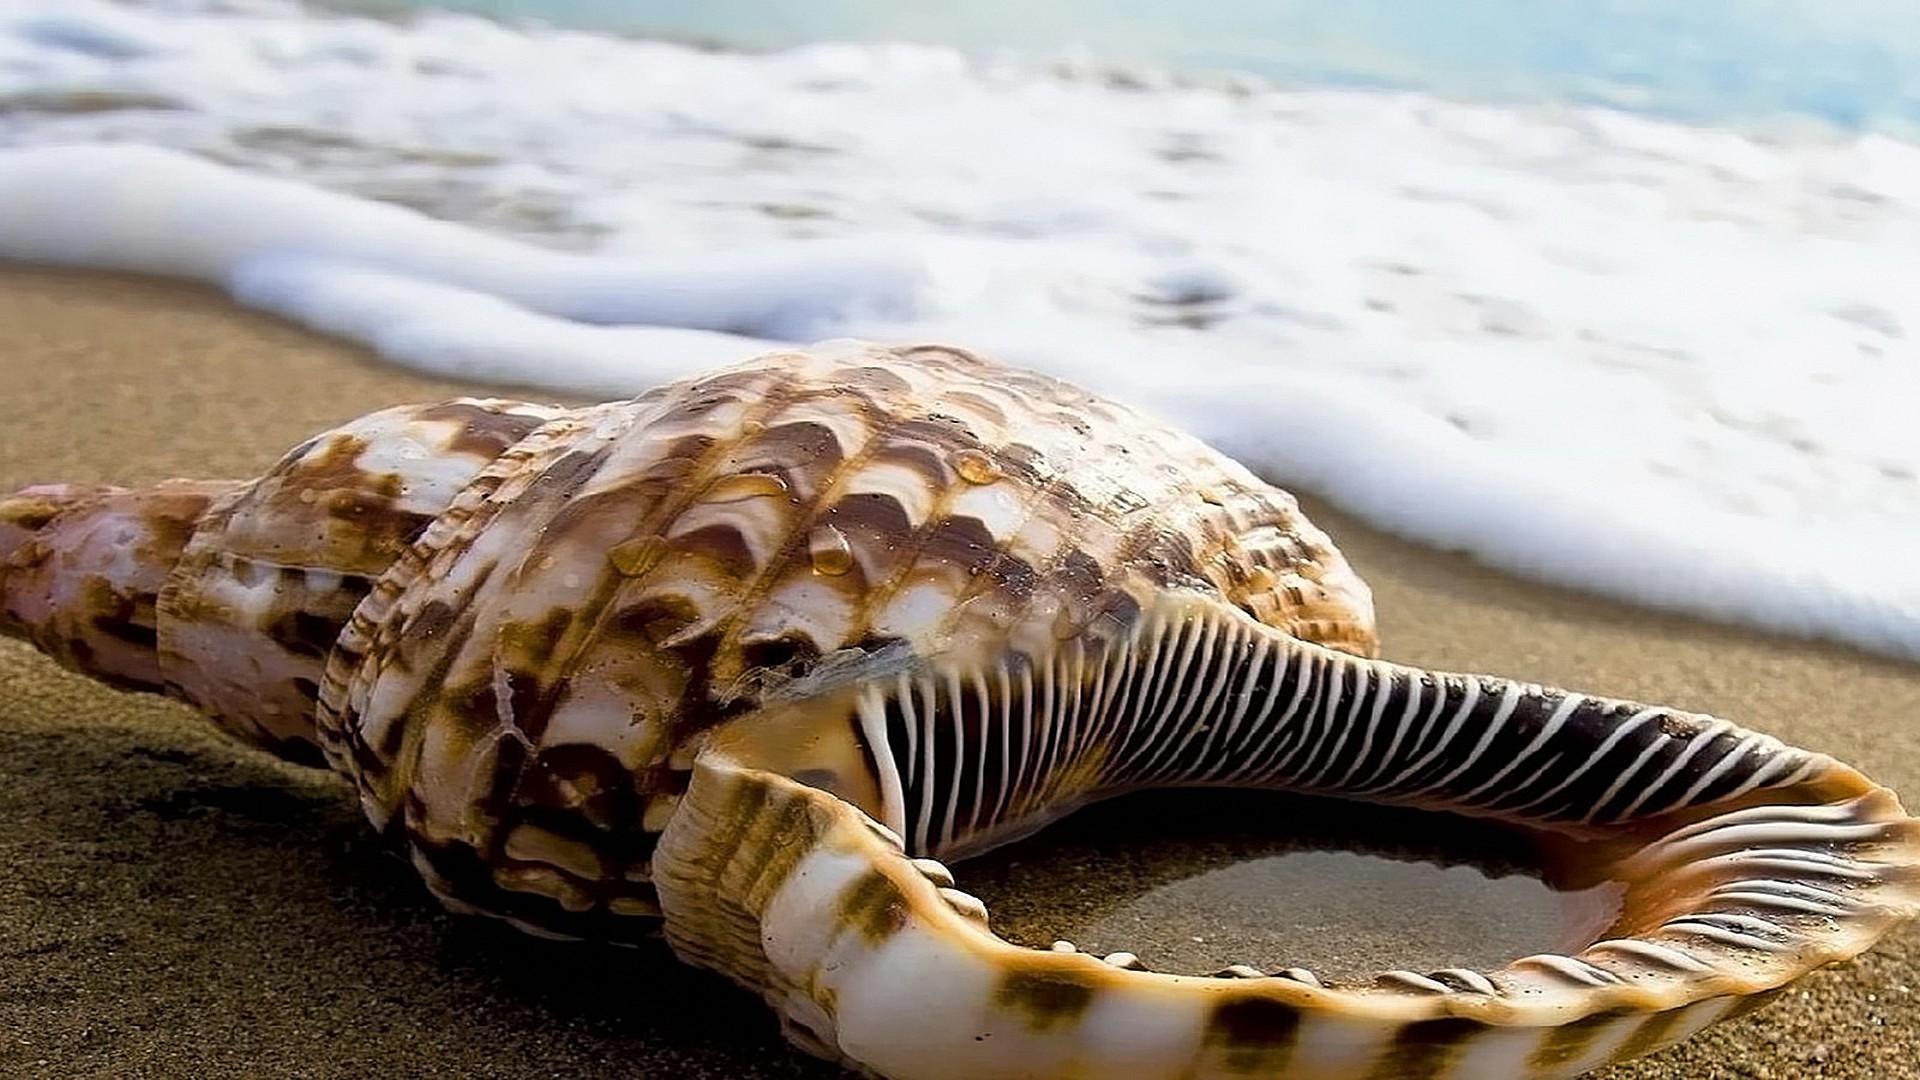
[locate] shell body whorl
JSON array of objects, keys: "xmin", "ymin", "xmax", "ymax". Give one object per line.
[{"xmin": 313, "ymin": 342, "xmax": 1375, "ymax": 934}]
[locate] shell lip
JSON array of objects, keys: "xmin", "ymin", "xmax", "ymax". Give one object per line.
[
  {"xmin": 658, "ymin": 751, "xmax": 1920, "ymax": 1080},
  {"xmin": 916, "ymin": 783, "xmax": 1920, "ymax": 1026}
]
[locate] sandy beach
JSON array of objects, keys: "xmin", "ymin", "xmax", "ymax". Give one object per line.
[{"xmin": 0, "ymin": 264, "xmax": 1914, "ymax": 1078}]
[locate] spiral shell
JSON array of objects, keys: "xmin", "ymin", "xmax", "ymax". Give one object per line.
[{"xmin": 1, "ymin": 340, "xmax": 1914, "ymax": 1079}]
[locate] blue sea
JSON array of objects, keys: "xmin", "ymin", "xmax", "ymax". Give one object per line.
[{"xmin": 332, "ymin": 0, "xmax": 1920, "ymax": 133}]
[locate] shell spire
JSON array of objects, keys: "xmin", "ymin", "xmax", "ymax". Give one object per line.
[
  {"xmin": 3, "ymin": 340, "xmax": 1916, "ymax": 1079},
  {"xmin": 3, "ymin": 399, "xmax": 565, "ymax": 763},
  {"xmin": 1, "ymin": 479, "xmax": 237, "ymax": 693}
]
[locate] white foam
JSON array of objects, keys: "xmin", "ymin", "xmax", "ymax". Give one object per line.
[{"xmin": 2, "ymin": 0, "xmax": 1918, "ymax": 660}]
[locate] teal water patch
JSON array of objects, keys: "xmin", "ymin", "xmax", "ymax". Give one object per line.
[{"xmin": 326, "ymin": 0, "xmax": 1920, "ymax": 131}]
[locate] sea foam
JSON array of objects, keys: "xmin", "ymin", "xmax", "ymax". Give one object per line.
[{"xmin": 1, "ymin": 0, "xmax": 1917, "ymax": 660}]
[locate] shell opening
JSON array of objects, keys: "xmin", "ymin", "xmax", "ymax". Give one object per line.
[
  {"xmin": 650, "ymin": 590, "xmax": 1920, "ymax": 1078},
  {"xmin": 960, "ymin": 788, "xmax": 1626, "ymax": 986}
]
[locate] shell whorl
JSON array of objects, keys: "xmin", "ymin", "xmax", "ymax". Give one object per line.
[{"xmin": 154, "ymin": 397, "xmax": 568, "ymax": 761}]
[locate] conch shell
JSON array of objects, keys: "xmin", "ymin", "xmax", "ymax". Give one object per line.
[{"xmin": 2, "ymin": 341, "xmax": 1914, "ymax": 1079}]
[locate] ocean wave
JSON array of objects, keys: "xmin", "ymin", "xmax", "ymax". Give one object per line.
[{"xmin": 2, "ymin": 0, "xmax": 1917, "ymax": 659}]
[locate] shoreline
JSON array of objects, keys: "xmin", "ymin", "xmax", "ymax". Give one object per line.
[{"xmin": 0, "ymin": 265, "xmax": 1913, "ymax": 1078}]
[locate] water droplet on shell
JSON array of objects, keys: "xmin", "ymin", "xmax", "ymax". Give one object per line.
[
  {"xmin": 608, "ymin": 536, "xmax": 667, "ymax": 577},
  {"xmin": 953, "ymin": 449, "xmax": 1001, "ymax": 485},
  {"xmin": 808, "ymin": 524, "xmax": 855, "ymax": 576},
  {"xmin": 706, "ymin": 472, "xmax": 789, "ymax": 503}
]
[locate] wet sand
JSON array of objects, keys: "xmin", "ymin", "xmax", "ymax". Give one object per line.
[{"xmin": 0, "ymin": 265, "xmax": 1914, "ymax": 1078}]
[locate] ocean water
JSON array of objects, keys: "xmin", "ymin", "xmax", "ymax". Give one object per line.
[
  {"xmin": 327, "ymin": 0, "xmax": 1920, "ymax": 133},
  {"xmin": 0, "ymin": 0, "xmax": 1917, "ymax": 659}
]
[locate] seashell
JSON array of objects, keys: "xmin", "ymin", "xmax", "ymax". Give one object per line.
[{"xmin": 1, "ymin": 340, "xmax": 1916, "ymax": 1080}]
